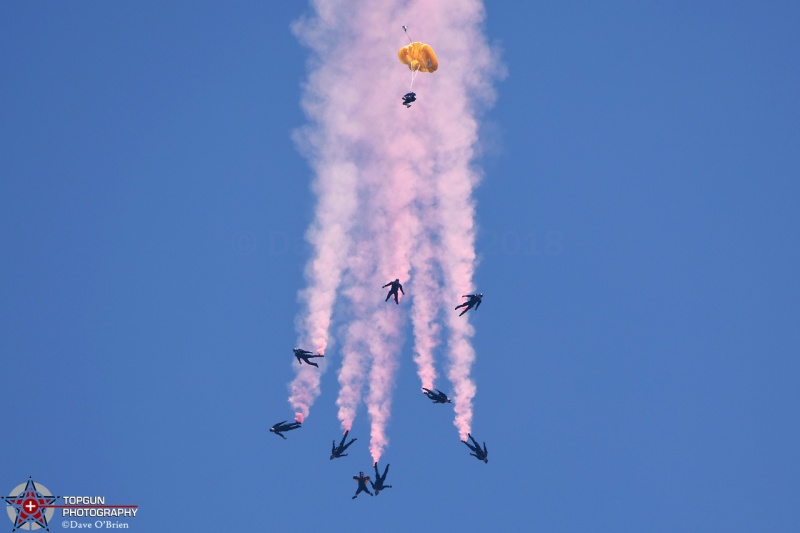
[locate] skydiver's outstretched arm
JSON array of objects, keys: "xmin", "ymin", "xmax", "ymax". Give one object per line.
[
  {"xmin": 382, "ymin": 282, "xmax": 391, "ymax": 288},
  {"xmin": 399, "ymin": 284, "xmax": 404, "ymax": 294}
]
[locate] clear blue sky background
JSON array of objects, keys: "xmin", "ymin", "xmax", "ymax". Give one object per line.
[{"xmin": 2, "ymin": 2, "xmax": 799, "ymax": 531}]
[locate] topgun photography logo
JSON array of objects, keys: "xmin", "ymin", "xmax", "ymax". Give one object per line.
[{"xmin": 3, "ymin": 477, "xmax": 138, "ymax": 531}]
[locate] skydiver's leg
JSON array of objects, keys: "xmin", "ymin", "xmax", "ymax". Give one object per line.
[
  {"xmin": 308, "ymin": 361, "xmax": 319, "ymax": 367},
  {"xmin": 383, "ymin": 485, "xmax": 392, "ymax": 489},
  {"xmin": 455, "ymin": 302, "xmax": 467, "ymax": 310},
  {"xmin": 393, "ymin": 292, "xmax": 399, "ymax": 304},
  {"xmin": 352, "ymin": 487, "xmax": 362, "ymax": 499},
  {"xmin": 459, "ymin": 307, "xmax": 469, "ymax": 316},
  {"xmin": 365, "ymin": 487, "xmax": 373, "ymax": 496},
  {"xmin": 385, "ymin": 291, "xmax": 391, "ymax": 302}
]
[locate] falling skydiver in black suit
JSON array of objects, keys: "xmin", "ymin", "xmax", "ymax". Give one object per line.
[
  {"xmin": 370, "ymin": 462, "xmax": 392, "ymax": 495},
  {"xmin": 383, "ymin": 279, "xmax": 405, "ymax": 305},
  {"xmin": 352, "ymin": 472, "xmax": 373, "ymax": 499},
  {"xmin": 455, "ymin": 293, "xmax": 483, "ymax": 316}
]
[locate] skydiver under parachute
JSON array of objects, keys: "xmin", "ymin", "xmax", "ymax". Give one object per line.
[{"xmin": 398, "ymin": 26, "xmax": 437, "ymax": 107}]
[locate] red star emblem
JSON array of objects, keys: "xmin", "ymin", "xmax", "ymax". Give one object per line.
[{"xmin": 3, "ymin": 478, "xmax": 58, "ymax": 531}]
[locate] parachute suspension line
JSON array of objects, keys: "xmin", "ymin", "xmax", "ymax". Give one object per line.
[
  {"xmin": 402, "ymin": 25, "xmax": 413, "ymax": 44},
  {"xmin": 410, "ymin": 68, "xmax": 418, "ymax": 90}
]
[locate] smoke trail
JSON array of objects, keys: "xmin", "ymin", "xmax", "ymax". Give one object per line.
[
  {"xmin": 292, "ymin": 0, "xmax": 499, "ymax": 446},
  {"xmin": 288, "ymin": 10, "xmax": 366, "ymax": 422},
  {"xmin": 336, "ymin": 253, "xmax": 374, "ymax": 432},
  {"xmin": 410, "ymin": 239, "xmax": 442, "ymax": 391},
  {"xmin": 425, "ymin": 0, "xmax": 498, "ymax": 440},
  {"xmin": 336, "ymin": 320, "xmax": 368, "ymax": 432}
]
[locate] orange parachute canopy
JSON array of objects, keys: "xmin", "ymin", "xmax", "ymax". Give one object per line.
[{"xmin": 398, "ymin": 42, "xmax": 438, "ymax": 73}]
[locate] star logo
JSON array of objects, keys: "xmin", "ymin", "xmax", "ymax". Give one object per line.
[{"xmin": 3, "ymin": 478, "xmax": 58, "ymax": 532}]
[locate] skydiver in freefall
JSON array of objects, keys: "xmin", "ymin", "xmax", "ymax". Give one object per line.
[
  {"xmin": 455, "ymin": 293, "xmax": 483, "ymax": 316},
  {"xmin": 422, "ymin": 388, "xmax": 452, "ymax": 404},
  {"xmin": 383, "ymin": 279, "xmax": 405, "ymax": 305},
  {"xmin": 270, "ymin": 420, "xmax": 302, "ymax": 440},
  {"xmin": 352, "ymin": 472, "xmax": 373, "ymax": 499},
  {"xmin": 330, "ymin": 430, "xmax": 357, "ymax": 460},
  {"xmin": 293, "ymin": 348, "xmax": 324, "ymax": 368},
  {"xmin": 370, "ymin": 462, "xmax": 392, "ymax": 495},
  {"xmin": 462, "ymin": 433, "xmax": 488, "ymax": 463}
]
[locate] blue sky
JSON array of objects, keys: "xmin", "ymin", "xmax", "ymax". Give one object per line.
[{"xmin": 2, "ymin": 2, "xmax": 799, "ymax": 531}]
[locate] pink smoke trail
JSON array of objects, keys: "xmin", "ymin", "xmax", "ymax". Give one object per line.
[
  {"xmin": 336, "ymin": 249, "xmax": 375, "ymax": 432},
  {"xmin": 289, "ymin": 165, "xmax": 359, "ymax": 423},
  {"xmin": 410, "ymin": 240, "xmax": 441, "ymax": 391},
  {"xmin": 418, "ymin": 0, "xmax": 499, "ymax": 440},
  {"xmin": 288, "ymin": 12, "xmax": 364, "ymax": 421}
]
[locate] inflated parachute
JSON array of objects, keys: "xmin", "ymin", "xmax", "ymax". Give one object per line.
[
  {"xmin": 398, "ymin": 42, "xmax": 438, "ymax": 89},
  {"xmin": 398, "ymin": 42, "xmax": 438, "ymax": 74}
]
